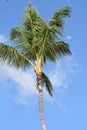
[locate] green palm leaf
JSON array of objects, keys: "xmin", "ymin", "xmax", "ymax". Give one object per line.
[
  {"xmin": 42, "ymin": 72, "xmax": 53, "ymax": 96},
  {"xmin": 42, "ymin": 41, "xmax": 71, "ymax": 63},
  {"xmin": 0, "ymin": 43, "xmax": 35, "ymax": 69},
  {"xmin": 10, "ymin": 27, "xmax": 23, "ymax": 40},
  {"xmin": 53, "ymin": 41, "xmax": 72, "ymax": 57},
  {"xmin": 49, "ymin": 6, "xmax": 71, "ymax": 36},
  {"xmin": 10, "ymin": 27, "xmax": 32, "ymax": 53}
]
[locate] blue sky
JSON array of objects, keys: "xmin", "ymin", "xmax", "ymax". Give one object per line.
[{"xmin": 0, "ymin": 0, "xmax": 87, "ymax": 130}]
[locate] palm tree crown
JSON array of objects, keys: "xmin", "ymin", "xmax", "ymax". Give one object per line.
[{"xmin": 0, "ymin": 4, "xmax": 71, "ymax": 95}]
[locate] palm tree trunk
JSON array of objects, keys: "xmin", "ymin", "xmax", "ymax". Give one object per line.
[{"xmin": 37, "ymin": 73, "xmax": 47, "ymax": 130}]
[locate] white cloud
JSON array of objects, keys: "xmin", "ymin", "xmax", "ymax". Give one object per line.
[
  {"xmin": 0, "ymin": 34, "xmax": 7, "ymax": 42},
  {"xmin": 66, "ymin": 35, "xmax": 72, "ymax": 40},
  {"xmin": 0, "ymin": 56, "xmax": 77, "ymax": 106},
  {"xmin": 0, "ymin": 62, "xmax": 37, "ymax": 104}
]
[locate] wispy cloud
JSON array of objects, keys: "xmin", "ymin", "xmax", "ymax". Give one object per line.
[
  {"xmin": 0, "ymin": 62, "xmax": 37, "ymax": 104},
  {"xmin": 0, "ymin": 56, "xmax": 77, "ymax": 107}
]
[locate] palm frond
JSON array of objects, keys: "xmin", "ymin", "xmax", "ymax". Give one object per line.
[
  {"xmin": 25, "ymin": 4, "xmax": 38, "ymax": 22},
  {"xmin": 0, "ymin": 43, "xmax": 35, "ymax": 69},
  {"xmin": 10, "ymin": 5, "xmax": 47, "ymax": 58},
  {"xmin": 42, "ymin": 41, "xmax": 71, "ymax": 63},
  {"xmin": 10, "ymin": 27, "xmax": 23, "ymax": 40},
  {"xmin": 43, "ymin": 43, "xmax": 56, "ymax": 63},
  {"xmin": 23, "ymin": 4, "xmax": 41, "ymax": 34},
  {"xmin": 54, "ymin": 6, "xmax": 71, "ymax": 18},
  {"xmin": 10, "ymin": 27, "xmax": 31, "ymax": 52},
  {"xmin": 42, "ymin": 72, "xmax": 53, "ymax": 96},
  {"xmin": 53, "ymin": 41, "xmax": 72, "ymax": 57},
  {"xmin": 49, "ymin": 6, "xmax": 71, "ymax": 37}
]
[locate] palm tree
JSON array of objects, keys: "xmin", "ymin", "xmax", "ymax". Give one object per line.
[{"xmin": 0, "ymin": 4, "xmax": 71, "ymax": 130}]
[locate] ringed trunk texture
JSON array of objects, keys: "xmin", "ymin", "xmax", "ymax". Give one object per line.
[{"xmin": 37, "ymin": 73, "xmax": 47, "ymax": 130}]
